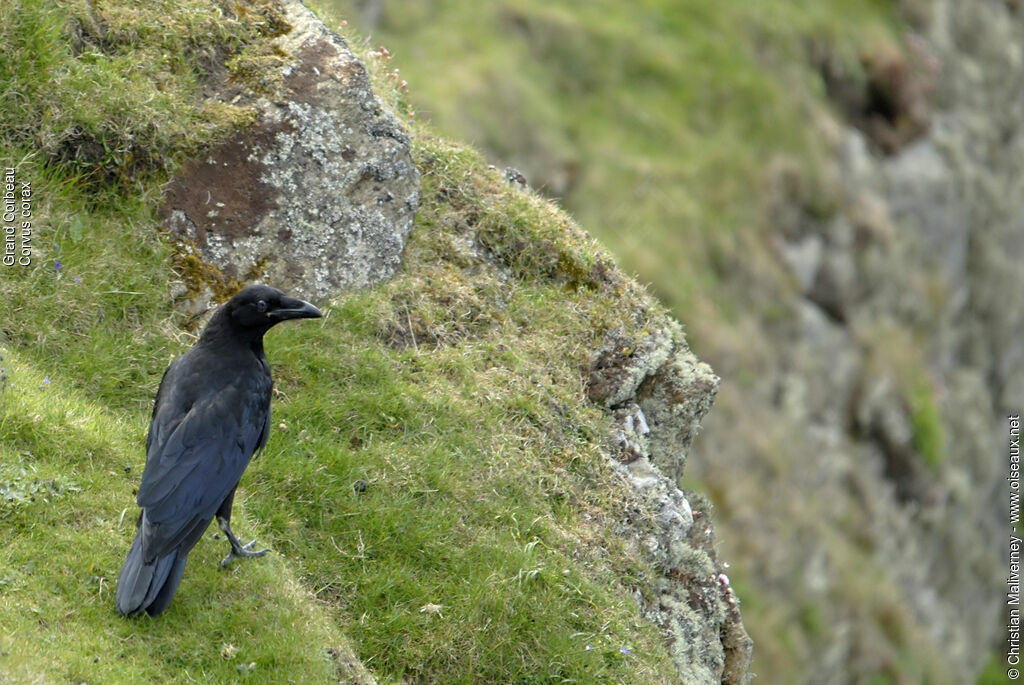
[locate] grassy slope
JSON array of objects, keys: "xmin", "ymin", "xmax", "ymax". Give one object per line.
[
  {"xmin": 288, "ymin": 3, "xmax": 997, "ymax": 683},
  {"xmin": 318, "ymin": 0, "xmax": 898, "ymax": 316},
  {"xmin": 0, "ymin": 1, "xmax": 689, "ymax": 681},
  {"xmin": 312, "ymin": 1, "xmax": 964, "ymax": 683}
]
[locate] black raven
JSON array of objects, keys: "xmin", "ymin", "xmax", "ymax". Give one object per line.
[{"xmin": 116, "ymin": 284, "xmax": 321, "ymax": 617}]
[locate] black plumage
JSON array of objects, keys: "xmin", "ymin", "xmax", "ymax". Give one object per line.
[{"xmin": 116, "ymin": 284, "xmax": 321, "ymax": 617}]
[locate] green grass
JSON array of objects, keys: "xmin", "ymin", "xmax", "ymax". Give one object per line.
[
  {"xmin": 318, "ymin": 5, "xmax": 992, "ymax": 683},
  {"xmin": 0, "ymin": 352, "xmax": 347, "ymax": 682},
  {"xmin": 0, "ymin": 138, "xmax": 681, "ymax": 682},
  {"xmin": 0, "ymin": 3, "xmax": 685, "ymax": 676},
  {"xmin": 0, "ymin": 0, "xmax": 277, "ymax": 189},
  {"xmin": 1, "ymin": 0, "xmax": 958, "ymax": 682},
  {"xmin": 234, "ymin": 140, "xmax": 682, "ymax": 682},
  {"xmin": 975, "ymin": 650, "xmax": 1011, "ymax": 685}
]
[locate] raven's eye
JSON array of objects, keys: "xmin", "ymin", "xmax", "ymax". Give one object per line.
[{"xmin": 256, "ymin": 300, "xmax": 268, "ymax": 313}]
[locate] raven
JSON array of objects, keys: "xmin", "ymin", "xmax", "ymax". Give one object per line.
[{"xmin": 116, "ymin": 284, "xmax": 321, "ymax": 617}]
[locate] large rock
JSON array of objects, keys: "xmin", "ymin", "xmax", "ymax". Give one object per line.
[{"xmin": 161, "ymin": 0, "xmax": 419, "ymax": 306}]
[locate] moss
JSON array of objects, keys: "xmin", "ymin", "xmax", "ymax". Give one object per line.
[
  {"xmin": 172, "ymin": 242, "xmax": 243, "ymax": 300},
  {"xmin": 909, "ymin": 375, "xmax": 946, "ymax": 470},
  {"xmin": 226, "ymin": 41, "xmax": 291, "ymax": 96},
  {"xmin": 170, "ymin": 240, "xmax": 274, "ymax": 324},
  {"xmin": 232, "ymin": 0, "xmax": 295, "ymax": 39}
]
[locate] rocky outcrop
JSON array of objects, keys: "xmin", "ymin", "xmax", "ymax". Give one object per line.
[
  {"xmin": 589, "ymin": 322, "xmax": 753, "ymax": 684},
  {"xmin": 161, "ymin": 0, "xmax": 419, "ymax": 308}
]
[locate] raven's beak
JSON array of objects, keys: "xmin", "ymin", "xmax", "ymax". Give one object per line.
[{"xmin": 274, "ymin": 296, "xmax": 323, "ymax": 321}]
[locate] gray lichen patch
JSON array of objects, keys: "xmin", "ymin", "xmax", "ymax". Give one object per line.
[
  {"xmin": 636, "ymin": 325, "xmax": 720, "ymax": 482},
  {"xmin": 586, "ymin": 327, "xmax": 674, "ymax": 409},
  {"xmin": 160, "ymin": 0, "xmax": 419, "ymax": 308}
]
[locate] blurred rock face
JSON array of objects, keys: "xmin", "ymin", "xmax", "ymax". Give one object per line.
[
  {"xmin": 695, "ymin": 1, "xmax": 1020, "ymax": 682},
  {"xmin": 161, "ymin": 0, "xmax": 419, "ymax": 309}
]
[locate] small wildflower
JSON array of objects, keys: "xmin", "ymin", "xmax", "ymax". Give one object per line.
[
  {"xmin": 340, "ymin": 19, "xmax": 348, "ymax": 27},
  {"xmin": 619, "ymin": 646, "xmax": 631, "ymax": 656},
  {"xmin": 399, "ymin": 79, "xmax": 408, "ymax": 91},
  {"xmin": 41, "ymin": 375, "xmax": 51, "ymax": 387},
  {"xmin": 54, "ymin": 260, "xmax": 62, "ymax": 271},
  {"xmin": 419, "ymin": 602, "xmax": 444, "ymax": 617}
]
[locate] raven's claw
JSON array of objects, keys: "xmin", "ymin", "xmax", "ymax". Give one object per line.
[
  {"xmin": 220, "ymin": 539, "xmax": 269, "ymax": 567},
  {"xmin": 217, "ymin": 516, "xmax": 270, "ymax": 567}
]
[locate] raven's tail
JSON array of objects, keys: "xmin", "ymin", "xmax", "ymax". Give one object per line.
[{"xmin": 115, "ymin": 527, "xmax": 186, "ymax": 617}]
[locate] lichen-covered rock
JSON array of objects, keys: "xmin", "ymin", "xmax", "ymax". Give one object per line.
[
  {"xmin": 587, "ymin": 327, "xmax": 674, "ymax": 409},
  {"xmin": 161, "ymin": 0, "xmax": 419, "ymax": 307},
  {"xmin": 591, "ymin": 322, "xmax": 752, "ymax": 684},
  {"xmin": 636, "ymin": 324, "xmax": 719, "ymax": 482}
]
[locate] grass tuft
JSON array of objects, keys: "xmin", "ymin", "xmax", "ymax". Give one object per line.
[{"xmin": 0, "ymin": 0, "xmax": 285, "ymax": 190}]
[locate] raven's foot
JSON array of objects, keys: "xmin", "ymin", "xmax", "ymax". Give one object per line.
[
  {"xmin": 220, "ymin": 539, "xmax": 269, "ymax": 568},
  {"xmin": 217, "ymin": 516, "xmax": 269, "ymax": 568}
]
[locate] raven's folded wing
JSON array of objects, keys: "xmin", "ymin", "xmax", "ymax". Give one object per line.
[{"xmin": 135, "ymin": 367, "xmax": 270, "ymax": 562}]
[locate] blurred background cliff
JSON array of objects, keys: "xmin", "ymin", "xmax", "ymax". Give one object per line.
[{"xmin": 321, "ymin": 1, "xmax": 1017, "ymax": 682}]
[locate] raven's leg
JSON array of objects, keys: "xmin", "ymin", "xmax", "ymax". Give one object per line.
[{"xmin": 215, "ymin": 487, "xmax": 269, "ymax": 568}]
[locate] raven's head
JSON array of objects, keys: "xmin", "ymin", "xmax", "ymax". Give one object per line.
[{"xmin": 224, "ymin": 284, "xmax": 322, "ymax": 332}]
